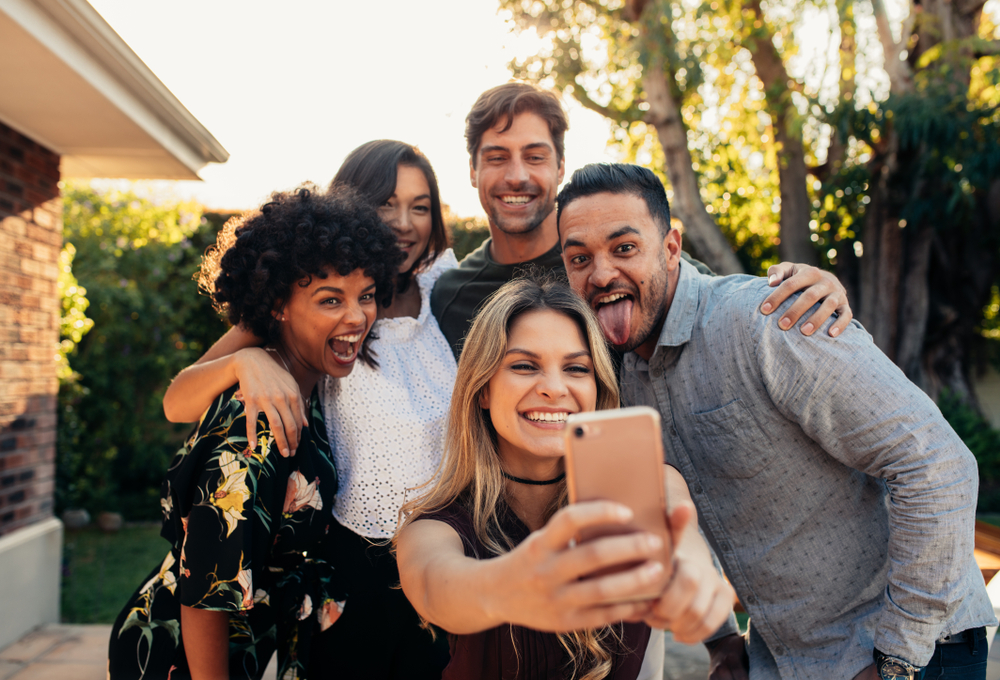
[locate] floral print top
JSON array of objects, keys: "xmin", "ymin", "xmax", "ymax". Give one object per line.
[{"xmin": 108, "ymin": 385, "xmax": 344, "ymax": 680}]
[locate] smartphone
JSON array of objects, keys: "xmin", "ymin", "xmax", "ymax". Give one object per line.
[{"xmin": 564, "ymin": 406, "xmax": 673, "ymax": 601}]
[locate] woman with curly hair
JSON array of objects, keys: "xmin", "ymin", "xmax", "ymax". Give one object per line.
[
  {"xmin": 161, "ymin": 140, "xmax": 457, "ymax": 678},
  {"xmin": 107, "ymin": 184, "xmax": 402, "ymax": 680},
  {"xmin": 394, "ymin": 276, "xmax": 735, "ymax": 680}
]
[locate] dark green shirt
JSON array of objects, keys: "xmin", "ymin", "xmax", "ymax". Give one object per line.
[{"xmin": 430, "ymin": 237, "xmax": 713, "ymax": 360}]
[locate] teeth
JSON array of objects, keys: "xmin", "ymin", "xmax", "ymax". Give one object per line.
[
  {"xmin": 501, "ymin": 196, "xmax": 531, "ymax": 205},
  {"xmin": 599, "ymin": 293, "xmax": 628, "ymax": 305},
  {"xmin": 524, "ymin": 412, "xmax": 569, "ymax": 423},
  {"xmin": 333, "ymin": 334, "xmax": 361, "ymax": 342}
]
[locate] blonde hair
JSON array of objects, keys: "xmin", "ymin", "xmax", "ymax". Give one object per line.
[{"xmin": 398, "ymin": 276, "xmax": 622, "ymax": 680}]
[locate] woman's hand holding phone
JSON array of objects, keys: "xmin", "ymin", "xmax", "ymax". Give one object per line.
[{"xmin": 486, "ymin": 500, "xmax": 674, "ymax": 633}]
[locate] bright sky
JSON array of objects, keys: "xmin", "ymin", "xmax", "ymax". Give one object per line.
[{"xmin": 86, "ymin": 0, "xmax": 619, "ymax": 216}]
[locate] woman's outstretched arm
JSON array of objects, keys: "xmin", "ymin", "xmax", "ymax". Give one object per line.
[
  {"xmin": 397, "ymin": 501, "xmax": 670, "ymax": 635},
  {"xmin": 162, "ymin": 325, "xmax": 306, "ymax": 457}
]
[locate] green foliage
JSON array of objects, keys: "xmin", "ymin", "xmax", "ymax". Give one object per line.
[
  {"xmin": 56, "ymin": 242, "xmax": 94, "ymax": 382},
  {"xmin": 938, "ymin": 389, "xmax": 1000, "ymax": 511},
  {"xmin": 57, "ymin": 185, "xmax": 230, "ymax": 519},
  {"xmin": 447, "ymin": 212, "xmax": 490, "ymax": 260}
]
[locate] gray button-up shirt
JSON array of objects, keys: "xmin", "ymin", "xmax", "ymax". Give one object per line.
[{"xmin": 621, "ymin": 260, "xmax": 995, "ymax": 679}]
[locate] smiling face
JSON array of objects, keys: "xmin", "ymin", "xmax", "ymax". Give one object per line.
[
  {"xmin": 378, "ymin": 164, "xmax": 433, "ymax": 275},
  {"xmin": 277, "ymin": 268, "xmax": 378, "ymax": 385},
  {"xmin": 560, "ymin": 192, "xmax": 682, "ymax": 359},
  {"xmin": 470, "ymin": 112, "xmax": 565, "ymax": 240},
  {"xmin": 479, "ymin": 308, "xmax": 597, "ymax": 477}
]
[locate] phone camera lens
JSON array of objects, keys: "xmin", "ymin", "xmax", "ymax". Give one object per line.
[{"xmin": 574, "ymin": 426, "xmax": 585, "ymax": 438}]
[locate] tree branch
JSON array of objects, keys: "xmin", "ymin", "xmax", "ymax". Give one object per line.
[
  {"xmin": 871, "ymin": 0, "xmax": 913, "ymax": 93},
  {"xmin": 570, "ymin": 82, "xmax": 624, "ymax": 122}
]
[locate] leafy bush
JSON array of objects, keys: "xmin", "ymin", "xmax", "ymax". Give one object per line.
[
  {"xmin": 937, "ymin": 389, "xmax": 1000, "ymax": 511},
  {"xmin": 446, "ymin": 211, "xmax": 489, "ymax": 261},
  {"xmin": 57, "ymin": 186, "xmax": 231, "ymax": 519}
]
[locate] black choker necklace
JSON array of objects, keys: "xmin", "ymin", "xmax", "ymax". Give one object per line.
[{"xmin": 501, "ymin": 470, "xmax": 566, "ymax": 486}]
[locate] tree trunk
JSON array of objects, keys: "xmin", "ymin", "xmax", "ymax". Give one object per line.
[
  {"xmin": 860, "ymin": 0, "xmax": 994, "ymax": 408},
  {"xmin": 896, "ymin": 220, "xmax": 934, "ymax": 388},
  {"xmin": 858, "ymin": 158, "xmax": 903, "ymax": 360},
  {"xmin": 642, "ymin": 57, "xmax": 745, "ymax": 275},
  {"xmin": 745, "ymin": 0, "xmax": 817, "ymax": 266}
]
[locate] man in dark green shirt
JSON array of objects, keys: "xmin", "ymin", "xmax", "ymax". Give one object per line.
[{"xmin": 430, "ymin": 82, "xmax": 850, "ymax": 359}]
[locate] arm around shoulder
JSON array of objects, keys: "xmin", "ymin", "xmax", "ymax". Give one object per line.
[{"xmin": 163, "ymin": 326, "xmax": 262, "ymax": 422}]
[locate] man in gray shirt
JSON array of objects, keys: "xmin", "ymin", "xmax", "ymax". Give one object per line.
[{"xmin": 556, "ymin": 162, "xmax": 996, "ymax": 680}]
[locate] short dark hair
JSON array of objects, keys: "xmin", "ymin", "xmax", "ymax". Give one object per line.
[
  {"xmin": 331, "ymin": 140, "xmax": 450, "ymax": 292},
  {"xmin": 466, "ymin": 82, "xmax": 568, "ymax": 167},
  {"xmin": 199, "ymin": 183, "xmax": 403, "ymax": 365},
  {"xmin": 556, "ymin": 163, "xmax": 672, "ymax": 236}
]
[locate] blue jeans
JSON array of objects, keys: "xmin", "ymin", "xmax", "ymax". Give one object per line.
[{"xmin": 920, "ymin": 629, "xmax": 988, "ymax": 680}]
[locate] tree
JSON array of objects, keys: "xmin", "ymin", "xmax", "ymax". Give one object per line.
[{"xmin": 502, "ymin": 0, "xmax": 1000, "ymax": 406}]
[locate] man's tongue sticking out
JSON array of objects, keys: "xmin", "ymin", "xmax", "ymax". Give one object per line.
[{"xmin": 596, "ymin": 298, "xmax": 633, "ymax": 347}]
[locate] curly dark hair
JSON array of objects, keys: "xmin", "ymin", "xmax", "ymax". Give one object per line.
[{"xmin": 198, "ymin": 183, "xmax": 403, "ymax": 365}]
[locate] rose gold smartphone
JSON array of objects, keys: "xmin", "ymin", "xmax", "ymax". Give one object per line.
[{"xmin": 564, "ymin": 406, "xmax": 673, "ymax": 601}]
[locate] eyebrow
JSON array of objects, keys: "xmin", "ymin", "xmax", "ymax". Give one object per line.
[
  {"xmin": 480, "ymin": 142, "xmax": 554, "ymax": 156},
  {"xmin": 505, "ymin": 348, "xmax": 592, "ymax": 360},
  {"xmin": 563, "ymin": 225, "xmax": 640, "ymax": 250},
  {"xmin": 388, "ymin": 193, "xmax": 432, "ymax": 202},
  {"xmin": 608, "ymin": 226, "xmax": 640, "ymax": 240},
  {"xmin": 312, "ymin": 283, "xmax": 376, "ymax": 296}
]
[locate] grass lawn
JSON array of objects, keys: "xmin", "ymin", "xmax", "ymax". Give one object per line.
[{"xmin": 61, "ymin": 524, "xmax": 168, "ymax": 623}]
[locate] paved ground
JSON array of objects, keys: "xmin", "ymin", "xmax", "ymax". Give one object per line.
[
  {"xmin": 1, "ymin": 624, "xmax": 709, "ymax": 680},
  {"xmin": 662, "ymin": 633, "xmax": 711, "ymax": 680}
]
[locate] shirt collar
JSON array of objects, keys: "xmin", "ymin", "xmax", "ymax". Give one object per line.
[{"xmin": 653, "ymin": 258, "xmax": 699, "ymax": 349}]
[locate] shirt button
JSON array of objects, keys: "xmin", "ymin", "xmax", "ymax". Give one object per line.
[
  {"xmin": 692, "ymin": 483, "xmax": 703, "ymax": 495},
  {"xmin": 670, "ymin": 426, "xmax": 678, "ymax": 437},
  {"xmin": 745, "ymin": 594, "xmax": 758, "ymax": 605}
]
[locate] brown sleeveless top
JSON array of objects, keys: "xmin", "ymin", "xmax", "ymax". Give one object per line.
[{"xmin": 419, "ymin": 501, "xmax": 650, "ymax": 680}]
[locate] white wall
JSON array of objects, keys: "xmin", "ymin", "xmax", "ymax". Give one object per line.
[{"xmin": 0, "ymin": 518, "xmax": 62, "ymax": 650}]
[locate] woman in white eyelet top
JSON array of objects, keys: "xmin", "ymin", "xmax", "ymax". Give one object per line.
[
  {"xmin": 321, "ymin": 249, "xmax": 457, "ymax": 539},
  {"xmin": 307, "ymin": 140, "xmax": 457, "ymax": 679},
  {"xmin": 160, "ymin": 140, "xmax": 461, "ymax": 679}
]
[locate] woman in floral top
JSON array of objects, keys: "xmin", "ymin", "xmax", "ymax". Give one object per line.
[{"xmin": 107, "ymin": 184, "xmax": 402, "ymax": 680}]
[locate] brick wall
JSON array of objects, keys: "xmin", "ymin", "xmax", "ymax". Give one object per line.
[{"xmin": 0, "ymin": 120, "xmax": 62, "ymax": 537}]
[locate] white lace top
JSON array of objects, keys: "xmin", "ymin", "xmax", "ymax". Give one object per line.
[{"xmin": 320, "ymin": 250, "xmax": 458, "ymax": 538}]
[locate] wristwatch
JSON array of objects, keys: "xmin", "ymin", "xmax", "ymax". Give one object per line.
[{"xmin": 873, "ymin": 648, "xmax": 923, "ymax": 680}]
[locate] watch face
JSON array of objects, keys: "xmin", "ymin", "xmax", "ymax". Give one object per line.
[{"xmin": 878, "ymin": 659, "xmax": 914, "ymax": 680}]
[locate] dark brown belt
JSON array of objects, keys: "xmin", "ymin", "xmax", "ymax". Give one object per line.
[{"xmin": 937, "ymin": 627, "xmax": 988, "ymax": 645}]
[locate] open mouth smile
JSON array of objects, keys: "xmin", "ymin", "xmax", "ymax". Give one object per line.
[
  {"xmin": 500, "ymin": 195, "xmax": 534, "ymax": 206},
  {"xmin": 329, "ymin": 332, "xmax": 363, "ymax": 364},
  {"xmin": 521, "ymin": 411, "xmax": 572, "ymax": 429}
]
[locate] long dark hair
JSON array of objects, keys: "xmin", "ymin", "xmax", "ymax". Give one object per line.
[{"xmin": 331, "ymin": 140, "xmax": 449, "ymax": 294}]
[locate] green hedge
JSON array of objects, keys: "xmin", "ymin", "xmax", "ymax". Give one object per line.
[
  {"xmin": 57, "ymin": 186, "xmax": 231, "ymax": 519},
  {"xmin": 57, "ymin": 189, "xmax": 491, "ymax": 521}
]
